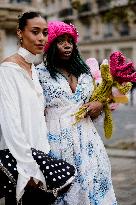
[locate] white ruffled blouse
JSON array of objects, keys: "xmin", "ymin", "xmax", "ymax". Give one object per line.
[{"xmin": 0, "ymin": 62, "xmax": 50, "ymax": 201}]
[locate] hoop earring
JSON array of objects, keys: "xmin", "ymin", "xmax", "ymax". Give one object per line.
[
  {"xmin": 20, "ymin": 38, "xmax": 23, "ymax": 44},
  {"xmin": 17, "ymin": 38, "xmax": 23, "ymax": 45}
]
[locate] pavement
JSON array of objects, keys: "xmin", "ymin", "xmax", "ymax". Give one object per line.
[
  {"xmin": 98, "ymin": 102, "xmax": 136, "ymax": 205},
  {"xmin": 106, "ymin": 101, "xmax": 136, "ymax": 205},
  {"xmin": 108, "ymin": 148, "xmax": 136, "ymax": 205}
]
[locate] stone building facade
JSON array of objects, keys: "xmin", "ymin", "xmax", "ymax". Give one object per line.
[
  {"xmin": 0, "ymin": 0, "xmax": 136, "ymax": 64},
  {"xmin": 45, "ymin": 0, "xmax": 136, "ymax": 63},
  {"xmin": 0, "ymin": 0, "xmax": 46, "ymax": 62}
]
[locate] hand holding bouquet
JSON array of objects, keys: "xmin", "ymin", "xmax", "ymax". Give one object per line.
[{"xmin": 73, "ymin": 51, "xmax": 136, "ymax": 139}]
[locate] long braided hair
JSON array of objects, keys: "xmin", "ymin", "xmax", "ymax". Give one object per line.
[{"xmin": 43, "ymin": 38, "xmax": 91, "ymax": 79}]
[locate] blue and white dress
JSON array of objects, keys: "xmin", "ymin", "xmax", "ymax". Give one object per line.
[{"xmin": 36, "ymin": 63, "xmax": 117, "ymax": 205}]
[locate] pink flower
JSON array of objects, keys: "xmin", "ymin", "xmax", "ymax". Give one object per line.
[
  {"xmin": 86, "ymin": 58, "xmax": 101, "ymax": 84},
  {"xmin": 109, "ymin": 51, "xmax": 136, "ymax": 83}
]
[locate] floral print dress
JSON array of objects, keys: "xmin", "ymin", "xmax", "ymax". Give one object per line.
[{"xmin": 36, "ymin": 63, "xmax": 117, "ymax": 205}]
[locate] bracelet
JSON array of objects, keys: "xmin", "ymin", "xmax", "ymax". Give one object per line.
[{"xmin": 100, "ymin": 110, "xmax": 103, "ymax": 115}]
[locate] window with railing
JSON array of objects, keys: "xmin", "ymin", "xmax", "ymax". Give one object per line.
[
  {"xmin": 104, "ymin": 49, "xmax": 112, "ymax": 59},
  {"xmin": 95, "ymin": 49, "xmax": 101, "ymax": 64},
  {"xmin": 96, "ymin": 0, "xmax": 109, "ymax": 8},
  {"xmin": 120, "ymin": 22, "xmax": 129, "ymax": 36},
  {"xmin": 58, "ymin": 8, "xmax": 73, "ymax": 17},
  {"xmin": 78, "ymin": 2, "xmax": 91, "ymax": 13},
  {"xmin": 104, "ymin": 22, "xmax": 113, "ymax": 38},
  {"xmin": 83, "ymin": 24, "xmax": 91, "ymax": 41},
  {"xmin": 10, "ymin": 0, "xmax": 31, "ymax": 3}
]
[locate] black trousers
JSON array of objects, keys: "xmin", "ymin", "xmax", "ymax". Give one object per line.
[{"xmin": 5, "ymin": 188, "xmax": 56, "ymax": 205}]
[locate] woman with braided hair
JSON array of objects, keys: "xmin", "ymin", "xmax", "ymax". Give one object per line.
[{"xmin": 36, "ymin": 21, "xmax": 117, "ymax": 205}]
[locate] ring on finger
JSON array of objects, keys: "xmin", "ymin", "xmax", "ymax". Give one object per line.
[{"xmin": 86, "ymin": 108, "xmax": 89, "ymax": 113}]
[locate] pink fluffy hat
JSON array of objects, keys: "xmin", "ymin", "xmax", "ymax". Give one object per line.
[{"xmin": 44, "ymin": 21, "xmax": 79, "ymax": 53}]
